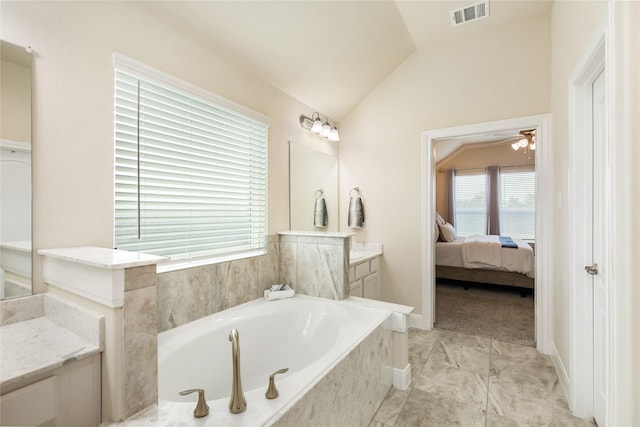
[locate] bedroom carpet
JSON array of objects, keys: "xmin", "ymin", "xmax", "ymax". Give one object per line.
[{"xmin": 435, "ymin": 280, "xmax": 535, "ymax": 347}]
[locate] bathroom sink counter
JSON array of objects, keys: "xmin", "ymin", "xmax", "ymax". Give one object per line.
[
  {"xmin": 0, "ymin": 317, "xmax": 101, "ymax": 390},
  {"xmin": 0, "ymin": 293, "xmax": 104, "ymax": 391},
  {"xmin": 349, "ymin": 242, "xmax": 382, "ymax": 266}
]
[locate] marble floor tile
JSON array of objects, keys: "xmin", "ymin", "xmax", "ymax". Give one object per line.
[
  {"xmin": 408, "ymin": 328, "xmax": 439, "ymax": 377},
  {"xmin": 427, "ymin": 336, "xmax": 491, "ymax": 375},
  {"xmin": 394, "ymin": 388, "xmax": 486, "ymax": 427},
  {"xmin": 490, "ymin": 351, "xmax": 563, "ymax": 396},
  {"xmin": 414, "ymin": 360, "xmax": 488, "ymax": 410},
  {"xmin": 435, "ymin": 328, "xmax": 492, "ymax": 352},
  {"xmin": 487, "ymin": 376, "xmax": 570, "ymax": 422},
  {"xmin": 371, "ymin": 330, "xmax": 596, "ymax": 427},
  {"xmin": 373, "ymin": 386, "xmax": 410, "ymax": 426}
]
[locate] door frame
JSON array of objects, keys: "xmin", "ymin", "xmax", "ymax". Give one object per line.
[
  {"xmin": 568, "ymin": 19, "xmax": 611, "ymax": 421},
  {"xmin": 420, "ymin": 113, "xmax": 553, "ymax": 354}
]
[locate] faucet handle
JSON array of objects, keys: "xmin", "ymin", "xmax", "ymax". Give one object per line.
[
  {"xmin": 179, "ymin": 388, "xmax": 210, "ymax": 418},
  {"xmin": 265, "ymin": 368, "xmax": 289, "ymax": 399}
]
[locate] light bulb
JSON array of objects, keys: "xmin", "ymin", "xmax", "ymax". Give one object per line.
[
  {"xmin": 328, "ymin": 127, "xmax": 340, "ymax": 142},
  {"xmin": 530, "ymin": 142, "xmax": 536, "ymax": 150},
  {"xmin": 321, "ymin": 122, "xmax": 331, "ymax": 138},
  {"xmin": 518, "ymin": 138, "xmax": 528, "ymax": 147},
  {"xmin": 311, "ymin": 115, "xmax": 323, "ymax": 134},
  {"xmin": 512, "ymin": 142, "xmax": 520, "ymax": 151}
]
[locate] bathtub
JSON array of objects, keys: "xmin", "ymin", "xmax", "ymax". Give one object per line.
[{"xmin": 155, "ymin": 294, "xmax": 392, "ymax": 426}]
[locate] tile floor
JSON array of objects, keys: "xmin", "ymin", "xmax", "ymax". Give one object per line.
[{"xmin": 369, "ymin": 328, "xmax": 597, "ymax": 426}]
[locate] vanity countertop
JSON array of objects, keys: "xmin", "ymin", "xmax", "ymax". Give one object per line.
[
  {"xmin": 0, "ymin": 293, "xmax": 104, "ymax": 390},
  {"xmin": 349, "ymin": 242, "xmax": 383, "ymax": 266},
  {"xmin": 0, "ymin": 317, "xmax": 101, "ymax": 389}
]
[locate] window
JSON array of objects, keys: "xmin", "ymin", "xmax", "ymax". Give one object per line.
[
  {"xmin": 114, "ymin": 56, "xmax": 269, "ymax": 269},
  {"xmin": 499, "ymin": 170, "xmax": 535, "ymax": 239},
  {"xmin": 453, "ymin": 172, "xmax": 487, "ymax": 237}
]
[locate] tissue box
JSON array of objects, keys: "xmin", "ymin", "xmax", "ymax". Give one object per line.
[{"xmin": 264, "ymin": 288, "xmax": 295, "ymax": 301}]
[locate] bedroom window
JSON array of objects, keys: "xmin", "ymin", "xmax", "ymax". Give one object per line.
[
  {"xmin": 499, "ymin": 170, "xmax": 536, "ymax": 240},
  {"xmin": 114, "ymin": 55, "xmax": 270, "ymax": 271},
  {"xmin": 453, "ymin": 172, "xmax": 487, "ymax": 237}
]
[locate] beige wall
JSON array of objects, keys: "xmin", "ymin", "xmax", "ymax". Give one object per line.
[
  {"xmin": 1, "ymin": 1, "xmax": 322, "ymax": 294},
  {"xmin": 339, "ymin": 12, "xmax": 551, "ymax": 314},
  {"xmin": 1, "ymin": 59, "xmax": 31, "ymax": 143},
  {"xmin": 550, "ymin": 0, "xmax": 606, "ymax": 380},
  {"xmin": 435, "ymin": 144, "xmax": 535, "ymax": 222}
]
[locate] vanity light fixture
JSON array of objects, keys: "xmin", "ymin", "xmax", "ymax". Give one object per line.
[{"xmin": 300, "ymin": 112, "xmax": 340, "ymax": 142}]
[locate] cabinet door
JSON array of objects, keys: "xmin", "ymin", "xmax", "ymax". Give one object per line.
[
  {"xmin": 350, "ymin": 281, "xmax": 363, "ymax": 298},
  {"xmin": 363, "ymin": 273, "xmax": 379, "ymax": 300},
  {"xmin": 0, "ymin": 376, "xmax": 57, "ymax": 426}
]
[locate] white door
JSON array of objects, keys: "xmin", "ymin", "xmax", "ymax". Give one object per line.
[{"xmin": 589, "ymin": 69, "xmax": 606, "ymax": 426}]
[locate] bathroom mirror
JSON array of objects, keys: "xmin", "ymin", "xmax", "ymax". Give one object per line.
[
  {"xmin": 0, "ymin": 40, "xmax": 32, "ymax": 299},
  {"xmin": 289, "ymin": 141, "xmax": 338, "ymax": 232}
]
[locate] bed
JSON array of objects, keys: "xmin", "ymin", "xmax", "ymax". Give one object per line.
[{"xmin": 435, "ymin": 235, "xmax": 535, "ymax": 290}]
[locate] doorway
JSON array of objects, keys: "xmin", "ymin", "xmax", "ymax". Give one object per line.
[
  {"xmin": 433, "ymin": 133, "xmax": 537, "ymax": 346},
  {"xmin": 421, "ymin": 114, "xmax": 553, "ymax": 354},
  {"xmin": 568, "ymin": 31, "xmax": 609, "ymax": 424}
]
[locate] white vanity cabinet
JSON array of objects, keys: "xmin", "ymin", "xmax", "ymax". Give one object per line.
[
  {"xmin": 349, "ymin": 256, "xmax": 381, "ymax": 300},
  {"xmin": 0, "ymin": 293, "xmax": 104, "ymax": 427},
  {"xmin": 0, "ymin": 354, "xmax": 101, "ymax": 427}
]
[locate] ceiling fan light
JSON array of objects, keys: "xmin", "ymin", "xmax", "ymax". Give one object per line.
[
  {"xmin": 530, "ymin": 142, "xmax": 536, "ymax": 150},
  {"xmin": 518, "ymin": 138, "xmax": 529, "ymax": 148},
  {"xmin": 512, "ymin": 142, "xmax": 520, "ymax": 151}
]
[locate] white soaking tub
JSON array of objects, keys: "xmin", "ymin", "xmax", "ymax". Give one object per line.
[{"xmin": 154, "ymin": 294, "xmax": 392, "ymax": 426}]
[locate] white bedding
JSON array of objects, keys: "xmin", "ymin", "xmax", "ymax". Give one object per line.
[{"xmin": 436, "ymin": 235, "xmax": 535, "ymax": 278}]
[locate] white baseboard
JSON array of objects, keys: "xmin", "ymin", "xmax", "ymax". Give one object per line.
[
  {"xmin": 393, "ymin": 363, "xmax": 412, "ymax": 390},
  {"xmin": 550, "ymin": 340, "xmax": 570, "ymax": 405},
  {"xmin": 408, "ymin": 313, "xmax": 432, "ymax": 330}
]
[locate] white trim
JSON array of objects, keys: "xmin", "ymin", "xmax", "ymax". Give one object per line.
[
  {"xmin": 420, "ymin": 114, "xmax": 553, "ymax": 355},
  {"xmin": 392, "ymin": 363, "xmax": 412, "ymax": 390},
  {"xmin": 551, "ymin": 340, "xmax": 571, "ymax": 406},
  {"xmin": 408, "ymin": 313, "xmax": 426, "ymax": 330},
  {"xmin": 567, "ymin": 16, "xmax": 607, "ymax": 421},
  {"xmin": 0, "ymin": 139, "xmax": 31, "ymax": 152},
  {"xmin": 112, "ymin": 53, "xmax": 271, "ymax": 126}
]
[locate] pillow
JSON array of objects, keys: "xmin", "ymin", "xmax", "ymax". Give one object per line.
[
  {"xmin": 434, "ymin": 222, "xmax": 440, "ymax": 242},
  {"xmin": 435, "ymin": 211, "xmax": 446, "ymax": 226},
  {"xmin": 438, "ymin": 222, "xmax": 457, "ymax": 242}
]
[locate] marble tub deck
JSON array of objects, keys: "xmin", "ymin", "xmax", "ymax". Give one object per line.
[{"xmin": 369, "ymin": 328, "xmax": 596, "ymax": 427}]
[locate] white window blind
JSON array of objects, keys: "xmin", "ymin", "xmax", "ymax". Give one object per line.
[
  {"xmin": 499, "ymin": 170, "xmax": 536, "ymax": 239},
  {"xmin": 453, "ymin": 172, "xmax": 487, "ymax": 237},
  {"xmin": 114, "ymin": 61, "xmax": 269, "ymax": 266}
]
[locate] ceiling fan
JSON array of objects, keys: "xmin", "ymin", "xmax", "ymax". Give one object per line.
[{"xmin": 491, "ymin": 129, "xmax": 537, "ymax": 151}]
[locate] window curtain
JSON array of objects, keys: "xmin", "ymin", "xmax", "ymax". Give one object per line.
[
  {"xmin": 486, "ymin": 166, "xmax": 500, "ymax": 235},
  {"xmin": 446, "ymin": 169, "xmax": 455, "ymax": 225}
]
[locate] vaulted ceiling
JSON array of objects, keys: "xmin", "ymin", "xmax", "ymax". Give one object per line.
[{"xmin": 132, "ymin": 1, "xmax": 553, "ymax": 120}]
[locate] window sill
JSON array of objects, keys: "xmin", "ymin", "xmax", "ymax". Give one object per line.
[{"xmin": 156, "ymin": 249, "xmax": 267, "ymax": 274}]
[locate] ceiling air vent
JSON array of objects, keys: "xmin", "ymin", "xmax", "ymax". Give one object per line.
[{"xmin": 451, "ymin": 1, "xmax": 489, "ymax": 26}]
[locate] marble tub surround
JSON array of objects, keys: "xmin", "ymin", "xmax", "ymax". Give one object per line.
[
  {"xmin": 0, "ymin": 293, "xmax": 104, "ymax": 390},
  {"xmin": 274, "ymin": 320, "xmax": 393, "ymax": 426},
  {"xmin": 39, "ymin": 246, "xmax": 168, "ymax": 307},
  {"xmin": 38, "ymin": 247, "xmax": 166, "ymax": 422},
  {"xmin": 344, "ymin": 296, "xmax": 413, "ymax": 390},
  {"xmin": 369, "ymin": 328, "xmax": 595, "ymax": 426},
  {"xmin": 157, "ymin": 235, "xmax": 280, "ymax": 332},
  {"xmin": 279, "ymin": 231, "xmax": 351, "ymax": 300}
]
